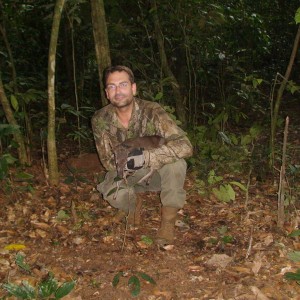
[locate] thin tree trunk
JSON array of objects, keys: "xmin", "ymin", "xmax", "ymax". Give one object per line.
[
  {"xmin": 47, "ymin": 0, "xmax": 66, "ymax": 185},
  {"xmin": 0, "ymin": 24, "xmax": 17, "ymax": 90},
  {"xmin": 90, "ymin": 0, "xmax": 111, "ymax": 107},
  {"xmin": 271, "ymin": 25, "xmax": 300, "ymax": 166},
  {"xmin": 0, "ymin": 76, "xmax": 28, "ymax": 164},
  {"xmin": 150, "ymin": 0, "xmax": 187, "ymax": 127}
]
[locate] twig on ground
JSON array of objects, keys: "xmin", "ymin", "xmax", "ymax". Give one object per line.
[
  {"xmin": 245, "ymin": 226, "xmax": 253, "ymax": 259},
  {"xmin": 277, "ymin": 116, "xmax": 289, "ymax": 228}
]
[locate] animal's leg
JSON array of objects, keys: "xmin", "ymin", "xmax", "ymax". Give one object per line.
[{"xmin": 137, "ymin": 169, "xmax": 155, "ymax": 185}]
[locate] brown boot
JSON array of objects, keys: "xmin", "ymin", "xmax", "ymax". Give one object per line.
[
  {"xmin": 127, "ymin": 195, "xmax": 143, "ymax": 226},
  {"xmin": 155, "ymin": 207, "xmax": 178, "ymax": 246}
]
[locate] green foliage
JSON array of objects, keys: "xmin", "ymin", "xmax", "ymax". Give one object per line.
[
  {"xmin": 112, "ymin": 270, "xmax": 156, "ymax": 297},
  {"xmin": 0, "ymin": 153, "xmax": 17, "ymax": 180},
  {"xmin": 140, "ymin": 235, "xmax": 153, "ymax": 246},
  {"xmin": 0, "ymin": 255, "xmax": 76, "ymax": 299},
  {"xmin": 288, "ymin": 230, "xmax": 300, "ymax": 238},
  {"xmin": 1, "ymin": 275, "xmax": 75, "ymax": 300},
  {"xmin": 15, "ymin": 254, "xmax": 31, "ymax": 272},
  {"xmin": 287, "ymin": 251, "xmax": 300, "ymax": 262},
  {"xmin": 295, "ymin": 7, "xmax": 300, "ymax": 24},
  {"xmin": 195, "ymin": 170, "xmax": 246, "ymax": 203},
  {"xmin": 285, "ymin": 269, "xmax": 300, "ymax": 283}
]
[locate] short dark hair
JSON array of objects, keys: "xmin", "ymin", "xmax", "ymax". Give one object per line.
[{"xmin": 104, "ymin": 65, "xmax": 135, "ymax": 85}]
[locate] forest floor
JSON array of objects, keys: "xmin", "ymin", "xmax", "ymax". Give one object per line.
[{"xmin": 1, "ymin": 106, "xmax": 300, "ymax": 299}]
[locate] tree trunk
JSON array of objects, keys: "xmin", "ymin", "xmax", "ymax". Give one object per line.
[
  {"xmin": 47, "ymin": 0, "xmax": 66, "ymax": 185},
  {"xmin": 90, "ymin": 0, "xmax": 111, "ymax": 107},
  {"xmin": 0, "ymin": 76, "xmax": 28, "ymax": 165},
  {"xmin": 270, "ymin": 25, "xmax": 300, "ymax": 166},
  {"xmin": 150, "ymin": 0, "xmax": 187, "ymax": 127},
  {"xmin": 0, "ymin": 24, "xmax": 17, "ymax": 92}
]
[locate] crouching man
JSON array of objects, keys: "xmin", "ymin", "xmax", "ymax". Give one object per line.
[{"xmin": 92, "ymin": 65, "xmax": 193, "ymax": 246}]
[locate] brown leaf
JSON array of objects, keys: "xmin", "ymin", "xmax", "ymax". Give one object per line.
[
  {"xmin": 35, "ymin": 229, "xmax": 47, "ymax": 238},
  {"xmin": 30, "ymin": 221, "xmax": 51, "ymax": 231},
  {"xmin": 55, "ymin": 225, "xmax": 69, "ymax": 235},
  {"xmin": 206, "ymin": 254, "xmax": 233, "ymax": 268},
  {"xmin": 250, "ymin": 286, "xmax": 270, "ymax": 300}
]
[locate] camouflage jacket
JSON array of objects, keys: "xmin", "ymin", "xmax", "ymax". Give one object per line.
[{"xmin": 91, "ymin": 97, "xmax": 193, "ymax": 171}]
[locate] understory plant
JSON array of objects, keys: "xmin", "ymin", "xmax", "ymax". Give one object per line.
[
  {"xmin": 0, "ymin": 254, "xmax": 76, "ymax": 299},
  {"xmin": 112, "ymin": 270, "xmax": 156, "ymax": 297}
]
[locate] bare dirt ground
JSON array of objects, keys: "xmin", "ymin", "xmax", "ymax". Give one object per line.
[{"xmin": 1, "ymin": 102, "xmax": 300, "ymax": 299}]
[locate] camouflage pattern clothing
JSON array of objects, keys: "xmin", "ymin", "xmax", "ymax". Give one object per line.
[{"xmin": 91, "ymin": 97, "xmax": 193, "ymax": 171}]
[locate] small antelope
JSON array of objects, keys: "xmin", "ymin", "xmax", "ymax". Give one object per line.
[{"xmin": 114, "ymin": 135, "xmax": 166, "ymax": 184}]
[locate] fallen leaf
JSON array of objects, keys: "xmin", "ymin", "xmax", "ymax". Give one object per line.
[
  {"xmin": 31, "ymin": 221, "xmax": 51, "ymax": 231},
  {"xmin": 206, "ymin": 254, "xmax": 233, "ymax": 268},
  {"xmin": 162, "ymin": 245, "xmax": 174, "ymax": 251},
  {"xmin": 103, "ymin": 236, "xmax": 114, "ymax": 244},
  {"xmin": 250, "ymin": 286, "xmax": 270, "ymax": 300},
  {"xmin": 36, "ymin": 229, "xmax": 47, "ymax": 238},
  {"xmin": 72, "ymin": 237, "xmax": 86, "ymax": 245},
  {"xmin": 188, "ymin": 265, "xmax": 202, "ymax": 272},
  {"xmin": 4, "ymin": 244, "xmax": 26, "ymax": 251},
  {"xmin": 231, "ymin": 266, "xmax": 252, "ymax": 274},
  {"xmin": 263, "ymin": 234, "xmax": 273, "ymax": 246},
  {"xmin": 55, "ymin": 225, "xmax": 69, "ymax": 235}
]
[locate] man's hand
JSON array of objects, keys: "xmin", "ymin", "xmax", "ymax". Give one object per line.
[{"xmin": 124, "ymin": 148, "xmax": 145, "ymax": 172}]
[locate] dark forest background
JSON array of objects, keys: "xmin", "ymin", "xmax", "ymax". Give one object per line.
[{"xmin": 0, "ymin": 0, "xmax": 299, "ymax": 198}]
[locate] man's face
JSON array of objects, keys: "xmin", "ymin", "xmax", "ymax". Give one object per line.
[{"xmin": 105, "ymin": 71, "xmax": 136, "ymax": 109}]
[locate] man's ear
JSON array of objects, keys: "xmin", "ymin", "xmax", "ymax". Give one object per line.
[{"xmin": 132, "ymin": 82, "xmax": 137, "ymax": 96}]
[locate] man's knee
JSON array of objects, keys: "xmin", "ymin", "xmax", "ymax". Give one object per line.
[{"xmin": 159, "ymin": 159, "xmax": 187, "ymax": 185}]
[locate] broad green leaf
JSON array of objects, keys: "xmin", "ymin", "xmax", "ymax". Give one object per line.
[
  {"xmin": 140, "ymin": 235, "xmax": 153, "ymax": 245},
  {"xmin": 38, "ymin": 274, "xmax": 58, "ymax": 298},
  {"xmin": 241, "ymin": 134, "xmax": 252, "ymax": 146},
  {"xmin": 112, "ymin": 271, "xmax": 124, "ymax": 287},
  {"xmin": 249, "ymin": 125, "xmax": 261, "ymax": 138},
  {"xmin": 222, "ymin": 235, "xmax": 234, "ymax": 244},
  {"xmin": 15, "ymin": 253, "xmax": 31, "ymax": 272},
  {"xmin": 154, "ymin": 91, "xmax": 163, "ymax": 100},
  {"xmin": 54, "ymin": 281, "xmax": 76, "ymax": 299},
  {"xmin": 295, "ymin": 8, "xmax": 300, "ymax": 24},
  {"xmin": 287, "ymin": 251, "xmax": 300, "ymax": 262},
  {"xmin": 285, "ymin": 269, "xmax": 300, "ymax": 281},
  {"xmin": 10, "ymin": 95, "xmax": 19, "ymax": 111},
  {"xmin": 128, "ymin": 275, "xmax": 141, "ymax": 297},
  {"xmin": 225, "ymin": 184, "xmax": 235, "ymax": 201},
  {"xmin": 137, "ymin": 272, "xmax": 156, "ymax": 285},
  {"xmin": 2, "ymin": 153, "xmax": 18, "ymax": 165},
  {"xmin": 3, "ymin": 281, "xmax": 35, "ymax": 299},
  {"xmin": 230, "ymin": 181, "xmax": 247, "ymax": 192},
  {"xmin": 288, "ymin": 230, "xmax": 300, "ymax": 237}
]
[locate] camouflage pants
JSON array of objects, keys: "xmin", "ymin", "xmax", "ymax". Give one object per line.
[{"xmin": 97, "ymin": 159, "xmax": 187, "ymax": 213}]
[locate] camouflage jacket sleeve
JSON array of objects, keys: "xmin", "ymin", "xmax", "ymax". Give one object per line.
[{"xmin": 143, "ymin": 105, "xmax": 193, "ymax": 170}]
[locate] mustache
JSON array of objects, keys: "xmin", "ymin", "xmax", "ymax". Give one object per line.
[{"xmin": 115, "ymin": 92, "xmax": 126, "ymax": 97}]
